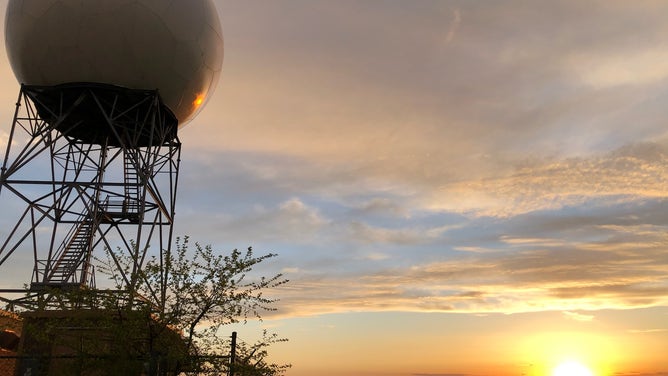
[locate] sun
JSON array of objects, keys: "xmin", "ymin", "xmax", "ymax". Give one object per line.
[{"xmin": 552, "ymin": 360, "xmax": 594, "ymax": 376}]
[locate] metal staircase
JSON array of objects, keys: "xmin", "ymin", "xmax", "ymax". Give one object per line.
[
  {"xmin": 30, "ymin": 152, "xmax": 144, "ymax": 289},
  {"xmin": 32, "ymin": 213, "xmax": 97, "ymax": 289},
  {"xmin": 123, "ymin": 150, "xmax": 140, "ymax": 216}
]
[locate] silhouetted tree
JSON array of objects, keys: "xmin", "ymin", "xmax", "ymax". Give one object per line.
[
  {"xmin": 97, "ymin": 236, "xmax": 291, "ymax": 375},
  {"xmin": 19, "ymin": 237, "xmax": 290, "ymax": 376}
]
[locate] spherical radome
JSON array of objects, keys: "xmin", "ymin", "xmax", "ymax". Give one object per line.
[{"xmin": 5, "ymin": 0, "xmax": 224, "ymax": 126}]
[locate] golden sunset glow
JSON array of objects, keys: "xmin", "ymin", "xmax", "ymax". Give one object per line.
[
  {"xmin": 193, "ymin": 94, "xmax": 205, "ymax": 107},
  {"xmin": 552, "ymin": 361, "xmax": 593, "ymax": 376},
  {"xmin": 511, "ymin": 329, "xmax": 623, "ymax": 376}
]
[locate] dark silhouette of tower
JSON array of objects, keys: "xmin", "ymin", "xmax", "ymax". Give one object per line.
[
  {"xmin": 0, "ymin": 83, "xmax": 180, "ymax": 309},
  {"xmin": 0, "ymin": 0, "xmax": 223, "ymax": 309}
]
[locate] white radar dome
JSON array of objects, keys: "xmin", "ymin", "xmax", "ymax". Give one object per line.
[{"xmin": 5, "ymin": 0, "xmax": 224, "ymax": 126}]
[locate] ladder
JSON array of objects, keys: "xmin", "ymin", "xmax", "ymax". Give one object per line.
[{"xmin": 124, "ymin": 150, "xmax": 140, "ymax": 214}]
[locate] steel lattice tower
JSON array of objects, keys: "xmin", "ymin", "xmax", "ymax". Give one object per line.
[{"xmin": 0, "ymin": 83, "xmax": 181, "ymax": 309}]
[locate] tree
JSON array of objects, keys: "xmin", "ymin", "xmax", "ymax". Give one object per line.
[
  {"xmin": 229, "ymin": 330, "xmax": 290, "ymax": 376},
  {"xmin": 98, "ymin": 236, "xmax": 291, "ymax": 375},
  {"xmin": 18, "ymin": 237, "xmax": 290, "ymax": 376}
]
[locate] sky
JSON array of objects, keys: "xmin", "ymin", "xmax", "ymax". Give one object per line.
[{"xmin": 1, "ymin": 1, "xmax": 668, "ymax": 375}]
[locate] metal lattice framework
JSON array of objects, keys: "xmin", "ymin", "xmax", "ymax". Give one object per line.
[{"xmin": 0, "ymin": 83, "xmax": 181, "ymax": 310}]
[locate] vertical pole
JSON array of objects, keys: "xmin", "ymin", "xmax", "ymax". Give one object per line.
[{"xmin": 229, "ymin": 331, "xmax": 237, "ymax": 376}]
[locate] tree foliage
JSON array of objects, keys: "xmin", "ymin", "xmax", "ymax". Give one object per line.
[
  {"xmin": 21, "ymin": 237, "xmax": 290, "ymax": 376},
  {"xmin": 230, "ymin": 330, "xmax": 290, "ymax": 376},
  {"xmin": 97, "ymin": 236, "xmax": 291, "ymax": 375}
]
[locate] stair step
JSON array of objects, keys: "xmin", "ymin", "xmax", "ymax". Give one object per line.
[{"xmin": 54, "ymin": 264, "xmax": 78, "ymax": 269}]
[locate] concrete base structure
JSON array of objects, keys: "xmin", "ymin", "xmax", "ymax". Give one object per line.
[{"xmin": 15, "ymin": 309, "xmax": 188, "ymax": 376}]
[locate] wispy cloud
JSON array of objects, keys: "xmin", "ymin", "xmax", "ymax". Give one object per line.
[
  {"xmin": 265, "ymin": 205, "xmax": 668, "ymax": 317},
  {"xmin": 432, "ymin": 142, "xmax": 668, "ymax": 217},
  {"xmin": 567, "ymin": 47, "xmax": 668, "ymax": 89},
  {"xmin": 562, "ymin": 311, "xmax": 595, "ymax": 322},
  {"xmin": 444, "ymin": 9, "xmax": 461, "ymax": 45},
  {"xmin": 627, "ymin": 328, "xmax": 668, "ymax": 334}
]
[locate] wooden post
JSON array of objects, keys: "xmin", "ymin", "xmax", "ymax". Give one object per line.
[{"xmin": 229, "ymin": 331, "xmax": 237, "ymax": 376}]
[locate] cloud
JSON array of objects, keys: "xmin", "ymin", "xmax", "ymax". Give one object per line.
[
  {"xmin": 0, "ymin": 130, "xmax": 12, "ymax": 150},
  {"xmin": 568, "ymin": 47, "xmax": 668, "ymax": 88},
  {"xmin": 214, "ymin": 197, "xmax": 329, "ymax": 243},
  {"xmin": 562, "ymin": 311, "xmax": 595, "ymax": 322},
  {"xmin": 174, "ymin": 138, "xmax": 668, "ymax": 319},
  {"xmin": 350, "ymin": 198, "xmax": 410, "ymax": 218},
  {"xmin": 182, "ymin": 1, "xmax": 668, "ymax": 222},
  {"xmin": 430, "ymin": 142, "xmax": 668, "ymax": 217},
  {"xmin": 627, "ymin": 329, "xmax": 668, "ymax": 334},
  {"xmin": 268, "ymin": 208, "xmax": 668, "ymax": 317},
  {"xmin": 347, "ymin": 222, "xmax": 426, "ymax": 245},
  {"xmin": 444, "ymin": 9, "xmax": 461, "ymax": 45}
]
